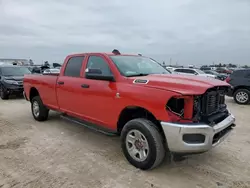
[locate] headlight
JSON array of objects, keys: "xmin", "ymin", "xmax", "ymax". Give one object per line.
[{"xmin": 4, "ymin": 80, "xmax": 19, "ymax": 85}]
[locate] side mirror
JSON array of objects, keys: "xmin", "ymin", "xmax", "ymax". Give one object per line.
[
  {"xmin": 194, "ymin": 72, "xmax": 198, "ymax": 75},
  {"xmin": 85, "ymin": 68, "xmax": 115, "ymax": 81}
]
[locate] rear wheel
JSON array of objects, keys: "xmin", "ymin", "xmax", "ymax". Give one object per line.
[
  {"xmin": 233, "ymin": 89, "xmax": 250, "ymax": 105},
  {"xmin": 0, "ymin": 87, "xmax": 9, "ymax": 100},
  {"xmin": 31, "ymin": 96, "xmax": 49, "ymax": 121},
  {"xmin": 121, "ymin": 118, "xmax": 167, "ymax": 170}
]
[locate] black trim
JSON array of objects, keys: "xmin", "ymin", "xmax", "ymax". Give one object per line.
[{"xmin": 61, "ymin": 114, "xmax": 117, "ymax": 136}]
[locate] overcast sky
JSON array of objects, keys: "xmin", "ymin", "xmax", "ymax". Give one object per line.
[{"xmin": 0, "ymin": 0, "xmax": 250, "ymax": 65}]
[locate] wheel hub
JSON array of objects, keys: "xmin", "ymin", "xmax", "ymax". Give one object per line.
[
  {"xmin": 125, "ymin": 129, "xmax": 149, "ymax": 162},
  {"xmin": 236, "ymin": 91, "xmax": 248, "ymax": 103},
  {"xmin": 134, "ymin": 139, "xmax": 144, "ymax": 150},
  {"xmin": 33, "ymin": 101, "xmax": 40, "ymax": 117}
]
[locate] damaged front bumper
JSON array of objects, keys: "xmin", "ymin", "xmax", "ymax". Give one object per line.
[{"xmin": 161, "ymin": 113, "xmax": 236, "ymax": 154}]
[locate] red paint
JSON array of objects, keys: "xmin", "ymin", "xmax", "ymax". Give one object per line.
[{"xmin": 23, "ymin": 53, "xmax": 230, "ymax": 131}]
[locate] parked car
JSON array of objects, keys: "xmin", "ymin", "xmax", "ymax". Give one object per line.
[
  {"xmin": 226, "ymin": 69, "xmax": 250, "ymax": 104},
  {"xmin": 172, "ymin": 68, "xmax": 216, "ymax": 79},
  {"xmin": 0, "ymin": 65, "xmax": 31, "ymax": 99},
  {"xmin": 203, "ymin": 70, "xmax": 228, "ymax": 81},
  {"xmin": 165, "ymin": 66, "xmax": 174, "ymax": 73},
  {"xmin": 43, "ymin": 68, "xmax": 60, "ymax": 74},
  {"xmin": 216, "ymin": 67, "xmax": 233, "ymax": 74},
  {"xmin": 200, "ymin": 66, "xmax": 212, "ymax": 71},
  {"xmin": 23, "ymin": 52, "xmax": 235, "ymax": 170}
]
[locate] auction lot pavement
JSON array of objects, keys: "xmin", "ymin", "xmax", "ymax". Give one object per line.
[{"xmin": 0, "ymin": 97, "xmax": 250, "ymax": 188}]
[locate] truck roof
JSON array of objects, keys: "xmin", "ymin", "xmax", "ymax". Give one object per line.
[{"xmin": 67, "ymin": 52, "xmax": 140, "ymax": 57}]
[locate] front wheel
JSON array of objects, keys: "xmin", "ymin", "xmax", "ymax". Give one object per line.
[
  {"xmin": 121, "ymin": 118, "xmax": 166, "ymax": 170},
  {"xmin": 233, "ymin": 89, "xmax": 250, "ymax": 105},
  {"xmin": 31, "ymin": 96, "xmax": 49, "ymax": 121}
]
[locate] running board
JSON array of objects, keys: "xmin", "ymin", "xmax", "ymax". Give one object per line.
[{"xmin": 60, "ymin": 114, "xmax": 117, "ymax": 136}]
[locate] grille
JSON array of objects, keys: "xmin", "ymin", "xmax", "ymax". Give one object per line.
[
  {"xmin": 201, "ymin": 91, "xmax": 220, "ymax": 116},
  {"xmin": 207, "ymin": 91, "xmax": 220, "ymax": 115}
]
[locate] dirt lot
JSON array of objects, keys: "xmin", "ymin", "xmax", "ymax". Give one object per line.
[{"xmin": 0, "ymin": 97, "xmax": 250, "ymax": 188}]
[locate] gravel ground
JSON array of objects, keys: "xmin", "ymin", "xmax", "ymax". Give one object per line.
[{"xmin": 0, "ymin": 97, "xmax": 250, "ymax": 188}]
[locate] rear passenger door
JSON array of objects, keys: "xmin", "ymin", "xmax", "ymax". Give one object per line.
[{"xmin": 56, "ymin": 56, "xmax": 85, "ymax": 115}]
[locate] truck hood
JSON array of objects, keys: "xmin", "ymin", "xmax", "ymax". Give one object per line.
[{"xmin": 129, "ymin": 74, "xmax": 230, "ymax": 95}]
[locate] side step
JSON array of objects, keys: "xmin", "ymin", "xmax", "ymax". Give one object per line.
[{"xmin": 60, "ymin": 114, "xmax": 117, "ymax": 136}]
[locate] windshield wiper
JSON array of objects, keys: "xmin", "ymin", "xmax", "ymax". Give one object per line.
[{"xmin": 126, "ymin": 73, "xmax": 149, "ymax": 77}]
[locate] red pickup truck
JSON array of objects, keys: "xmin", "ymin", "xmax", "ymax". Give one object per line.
[{"xmin": 23, "ymin": 52, "xmax": 236, "ymax": 170}]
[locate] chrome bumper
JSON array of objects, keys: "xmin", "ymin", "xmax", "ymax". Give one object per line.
[{"xmin": 161, "ymin": 114, "xmax": 236, "ymax": 153}]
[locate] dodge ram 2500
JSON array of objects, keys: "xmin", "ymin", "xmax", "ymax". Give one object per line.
[{"xmin": 23, "ymin": 52, "xmax": 236, "ymax": 170}]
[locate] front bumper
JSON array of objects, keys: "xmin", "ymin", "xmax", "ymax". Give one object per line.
[
  {"xmin": 161, "ymin": 114, "xmax": 236, "ymax": 154},
  {"xmin": 2, "ymin": 83, "xmax": 23, "ymax": 94}
]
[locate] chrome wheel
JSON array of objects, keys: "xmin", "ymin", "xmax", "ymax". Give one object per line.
[
  {"xmin": 32, "ymin": 101, "xmax": 40, "ymax": 117},
  {"xmin": 236, "ymin": 91, "xmax": 248, "ymax": 103},
  {"xmin": 126, "ymin": 129, "xmax": 149, "ymax": 162}
]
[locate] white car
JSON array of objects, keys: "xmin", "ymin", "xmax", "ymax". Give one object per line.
[
  {"xmin": 172, "ymin": 68, "xmax": 216, "ymax": 78},
  {"xmin": 43, "ymin": 68, "xmax": 60, "ymax": 74}
]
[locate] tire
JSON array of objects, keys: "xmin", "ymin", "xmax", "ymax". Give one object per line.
[
  {"xmin": 31, "ymin": 96, "xmax": 49, "ymax": 121},
  {"xmin": 121, "ymin": 118, "xmax": 167, "ymax": 170},
  {"xmin": 233, "ymin": 89, "xmax": 250, "ymax": 105},
  {"xmin": 0, "ymin": 87, "xmax": 9, "ymax": 100}
]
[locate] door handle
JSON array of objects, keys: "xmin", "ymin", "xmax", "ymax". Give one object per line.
[
  {"xmin": 81, "ymin": 84, "xmax": 89, "ymax": 88},
  {"xmin": 57, "ymin": 81, "xmax": 64, "ymax": 85}
]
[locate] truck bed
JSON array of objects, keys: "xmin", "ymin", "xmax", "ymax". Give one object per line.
[{"xmin": 23, "ymin": 74, "xmax": 59, "ymax": 110}]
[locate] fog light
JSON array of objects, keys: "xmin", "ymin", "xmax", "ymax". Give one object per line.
[{"xmin": 183, "ymin": 134, "xmax": 205, "ymax": 144}]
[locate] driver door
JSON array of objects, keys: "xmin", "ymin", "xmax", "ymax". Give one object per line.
[{"xmin": 78, "ymin": 55, "xmax": 118, "ymax": 129}]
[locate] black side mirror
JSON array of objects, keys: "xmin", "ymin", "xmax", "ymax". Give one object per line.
[
  {"xmin": 85, "ymin": 68, "xmax": 115, "ymax": 81},
  {"xmin": 194, "ymin": 72, "xmax": 198, "ymax": 75}
]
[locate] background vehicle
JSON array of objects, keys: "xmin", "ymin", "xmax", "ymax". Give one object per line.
[
  {"xmin": 216, "ymin": 67, "xmax": 233, "ymax": 74},
  {"xmin": 200, "ymin": 66, "xmax": 212, "ymax": 71},
  {"xmin": 164, "ymin": 67, "xmax": 174, "ymax": 73},
  {"xmin": 203, "ymin": 70, "xmax": 228, "ymax": 81},
  {"xmin": 172, "ymin": 68, "xmax": 216, "ymax": 78},
  {"xmin": 0, "ymin": 65, "xmax": 31, "ymax": 99},
  {"xmin": 23, "ymin": 52, "xmax": 235, "ymax": 170},
  {"xmin": 43, "ymin": 68, "xmax": 60, "ymax": 74},
  {"xmin": 226, "ymin": 69, "xmax": 250, "ymax": 104}
]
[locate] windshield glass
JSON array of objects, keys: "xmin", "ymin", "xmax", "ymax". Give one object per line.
[
  {"xmin": 208, "ymin": 70, "xmax": 219, "ymax": 75},
  {"xmin": 195, "ymin": 69, "xmax": 206, "ymax": 74},
  {"xmin": 110, "ymin": 55, "xmax": 170, "ymax": 77},
  {"xmin": 1, "ymin": 67, "xmax": 31, "ymax": 76}
]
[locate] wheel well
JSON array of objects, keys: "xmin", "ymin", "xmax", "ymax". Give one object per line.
[
  {"xmin": 29, "ymin": 87, "xmax": 39, "ymax": 101},
  {"xmin": 117, "ymin": 106, "xmax": 165, "ymax": 140},
  {"xmin": 233, "ymin": 86, "xmax": 250, "ymax": 95}
]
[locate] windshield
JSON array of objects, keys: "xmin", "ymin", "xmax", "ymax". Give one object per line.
[
  {"xmin": 1, "ymin": 67, "xmax": 31, "ymax": 76},
  {"xmin": 207, "ymin": 70, "xmax": 218, "ymax": 75},
  {"xmin": 110, "ymin": 55, "xmax": 170, "ymax": 77}
]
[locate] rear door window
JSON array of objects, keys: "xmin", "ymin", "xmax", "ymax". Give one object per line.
[
  {"xmin": 231, "ymin": 70, "xmax": 245, "ymax": 78},
  {"xmin": 182, "ymin": 69, "xmax": 194, "ymax": 74},
  {"xmin": 174, "ymin": 69, "xmax": 184, "ymax": 73},
  {"xmin": 64, "ymin": 56, "xmax": 85, "ymax": 77}
]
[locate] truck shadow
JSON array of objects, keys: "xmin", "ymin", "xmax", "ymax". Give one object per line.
[
  {"xmin": 7, "ymin": 95, "xmax": 24, "ymax": 100},
  {"xmin": 46, "ymin": 111, "xmax": 213, "ymax": 171}
]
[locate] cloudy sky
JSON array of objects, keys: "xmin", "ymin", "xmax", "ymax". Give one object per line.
[{"xmin": 0, "ymin": 0, "xmax": 250, "ymax": 65}]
